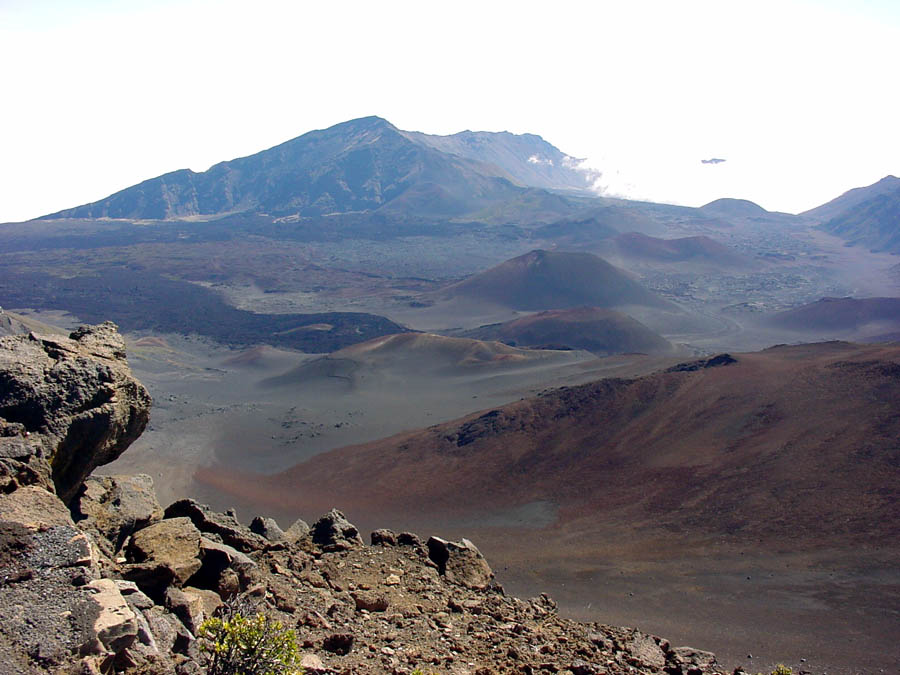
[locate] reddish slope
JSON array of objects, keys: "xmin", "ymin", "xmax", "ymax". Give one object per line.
[
  {"xmin": 201, "ymin": 342, "xmax": 900, "ymax": 547},
  {"xmin": 611, "ymin": 232, "xmax": 748, "ymax": 267},
  {"xmin": 767, "ymin": 296, "xmax": 900, "ymax": 336},
  {"xmin": 460, "ymin": 307, "xmax": 672, "ymax": 355}
]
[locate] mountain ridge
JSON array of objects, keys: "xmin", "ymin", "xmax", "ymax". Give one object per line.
[{"xmin": 41, "ymin": 116, "xmax": 598, "ymax": 222}]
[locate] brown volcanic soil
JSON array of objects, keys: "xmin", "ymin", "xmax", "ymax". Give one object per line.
[
  {"xmin": 438, "ymin": 249, "xmax": 672, "ymax": 311},
  {"xmin": 199, "ymin": 341, "xmax": 900, "ymax": 673},
  {"xmin": 767, "ymin": 296, "xmax": 900, "ymax": 338},
  {"xmin": 203, "ymin": 342, "xmax": 900, "ymax": 540},
  {"xmin": 609, "ymin": 232, "xmax": 749, "ymax": 268},
  {"xmin": 458, "ymin": 307, "xmax": 673, "ymax": 355}
]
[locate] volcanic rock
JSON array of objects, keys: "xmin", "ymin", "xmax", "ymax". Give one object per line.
[
  {"xmin": 163, "ymin": 499, "xmax": 267, "ymax": 552},
  {"xmin": 0, "ymin": 322, "xmax": 151, "ymax": 502},
  {"xmin": 74, "ymin": 473, "xmax": 163, "ymax": 552},
  {"xmin": 311, "ymin": 508, "xmax": 364, "ymax": 551},
  {"xmin": 249, "ymin": 515, "xmax": 285, "ymax": 542},
  {"xmin": 427, "ymin": 536, "xmax": 494, "ymax": 590},
  {"xmin": 283, "ymin": 517, "xmax": 310, "ymax": 543},
  {"xmin": 125, "ymin": 517, "xmax": 202, "ymax": 587},
  {"xmin": 83, "ymin": 578, "xmax": 138, "ymax": 654}
]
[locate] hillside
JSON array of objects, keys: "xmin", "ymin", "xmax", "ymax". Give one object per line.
[
  {"xmin": 767, "ymin": 296, "xmax": 900, "ymax": 336},
  {"xmin": 41, "ymin": 117, "xmax": 594, "ymax": 222},
  {"xmin": 197, "ymin": 341, "xmax": 900, "ymax": 672},
  {"xmin": 608, "ymin": 232, "xmax": 748, "ymax": 267},
  {"xmin": 700, "ymin": 197, "xmax": 769, "ymax": 218},
  {"xmin": 459, "ymin": 307, "xmax": 673, "ymax": 355},
  {"xmin": 208, "ymin": 342, "xmax": 900, "ymax": 541},
  {"xmin": 439, "ymin": 249, "xmax": 671, "ymax": 311},
  {"xmin": 817, "ymin": 184, "xmax": 900, "ymax": 253},
  {"xmin": 260, "ymin": 332, "xmax": 589, "ymax": 388},
  {"xmin": 803, "ymin": 174, "xmax": 900, "ymax": 221}
]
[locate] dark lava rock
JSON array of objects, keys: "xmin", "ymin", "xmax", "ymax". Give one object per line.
[
  {"xmin": 666, "ymin": 353, "xmax": 737, "ymax": 372},
  {"xmin": 311, "ymin": 509, "xmax": 363, "ymax": 551}
]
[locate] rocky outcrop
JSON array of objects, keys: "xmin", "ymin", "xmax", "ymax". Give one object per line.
[
  {"xmin": 0, "ymin": 322, "xmax": 151, "ymax": 503},
  {"xmin": 3, "ymin": 475, "xmax": 731, "ymax": 674}
]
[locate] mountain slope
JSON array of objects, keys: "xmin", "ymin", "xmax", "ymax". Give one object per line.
[
  {"xmin": 459, "ymin": 307, "xmax": 672, "ymax": 355},
  {"xmin": 700, "ymin": 198, "xmax": 769, "ymax": 218},
  {"xmin": 208, "ymin": 342, "xmax": 900, "ymax": 545},
  {"xmin": 439, "ymin": 249, "xmax": 671, "ymax": 310},
  {"xmin": 608, "ymin": 232, "xmax": 749, "ymax": 267},
  {"xmin": 767, "ymin": 296, "xmax": 900, "ymax": 337},
  {"xmin": 402, "ymin": 128, "xmax": 599, "ymax": 193},
  {"xmin": 817, "ymin": 184, "xmax": 900, "ymax": 253},
  {"xmin": 42, "ymin": 117, "xmax": 594, "ymax": 222},
  {"xmin": 803, "ymin": 174, "xmax": 900, "ymax": 221},
  {"xmin": 260, "ymin": 332, "xmax": 587, "ymax": 388}
]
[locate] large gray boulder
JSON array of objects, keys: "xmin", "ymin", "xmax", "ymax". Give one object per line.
[
  {"xmin": 0, "ymin": 323, "xmax": 151, "ymax": 503},
  {"xmin": 427, "ymin": 536, "xmax": 494, "ymax": 590}
]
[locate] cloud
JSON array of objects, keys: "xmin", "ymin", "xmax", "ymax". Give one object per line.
[
  {"xmin": 527, "ymin": 154, "xmax": 554, "ymax": 166},
  {"xmin": 701, "ymin": 158, "xmax": 727, "ymax": 164}
]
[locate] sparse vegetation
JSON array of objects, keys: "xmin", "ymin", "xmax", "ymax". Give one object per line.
[{"xmin": 198, "ymin": 596, "xmax": 302, "ymax": 675}]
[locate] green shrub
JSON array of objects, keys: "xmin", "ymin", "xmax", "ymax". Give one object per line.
[
  {"xmin": 197, "ymin": 597, "xmax": 302, "ymax": 675},
  {"xmin": 771, "ymin": 666, "xmax": 792, "ymax": 675}
]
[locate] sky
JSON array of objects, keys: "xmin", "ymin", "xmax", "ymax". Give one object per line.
[{"xmin": 1, "ymin": 0, "xmax": 898, "ymax": 222}]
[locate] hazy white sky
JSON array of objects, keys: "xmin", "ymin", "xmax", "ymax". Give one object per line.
[{"xmin": 1, "ymin": 0, "xmax": 898, "ymax": 222}]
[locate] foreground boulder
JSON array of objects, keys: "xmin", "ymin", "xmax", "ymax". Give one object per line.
[
  {"xmin": 164, "ymin": 498, "xmax": 268, "ymax": 552},
  {"xmin": 126, "ymin": 517, "xmax": 203, "ymax": 586},
  {"xmin": 74, "ymin": 473, "xmax": 163, "ymax": 553},
  {"xmin": 311, "ymin": 508, "xmax": 364, "ymax": 551},
  {"xmin": 0, "ymin": 323, "xmax": 151, "ymax": 503},
  {"xmin": 427, "ymin": 535, "xmax": 495, "ymax": 589}
]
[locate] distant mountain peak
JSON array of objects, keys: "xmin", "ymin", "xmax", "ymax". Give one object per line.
[
  {"xmin": 803, "ymin": 174, "xmax": 900, "ymax": 222},
  {"xmin": 700, "ymin": 197, "xmax": 768, "ymax": 216},
  {"xmin": 41, "ymin": 117, "xmax": 596, "ymax": 222}
]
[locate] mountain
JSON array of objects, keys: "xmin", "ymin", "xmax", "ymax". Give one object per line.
[
  {"xmin": 767, "ymin": 296, "xmax": 900, "ymax": 337},
  {"xmin": 41, "ymin": 117, "xmax": 595, "ymax": 222},
  {"xmin": 700, "ymin": 198, "xmax": 769, "ymax": 218},
  {"xmin": 459, "ymin": 307, "xmax": 672, "ymax": 355},
  {"xmin": 439, "ymin": 249, "xmax": 671, "ymax": 311},
  {"xmin": 817, "ymin": 184, "xmax": 900, "ymax": 253},
  {"xmin": 803, "ymin": 174, "xmax": 900, "ymax": 221}
]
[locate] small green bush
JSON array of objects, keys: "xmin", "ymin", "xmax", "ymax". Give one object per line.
[
  {"xmin": 771, "ymin": 666, "xmax": 792, "ymax": 675},
  {"xmin": 197, "ymin": 597, "xmax": 302, "ymax": 675}
]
